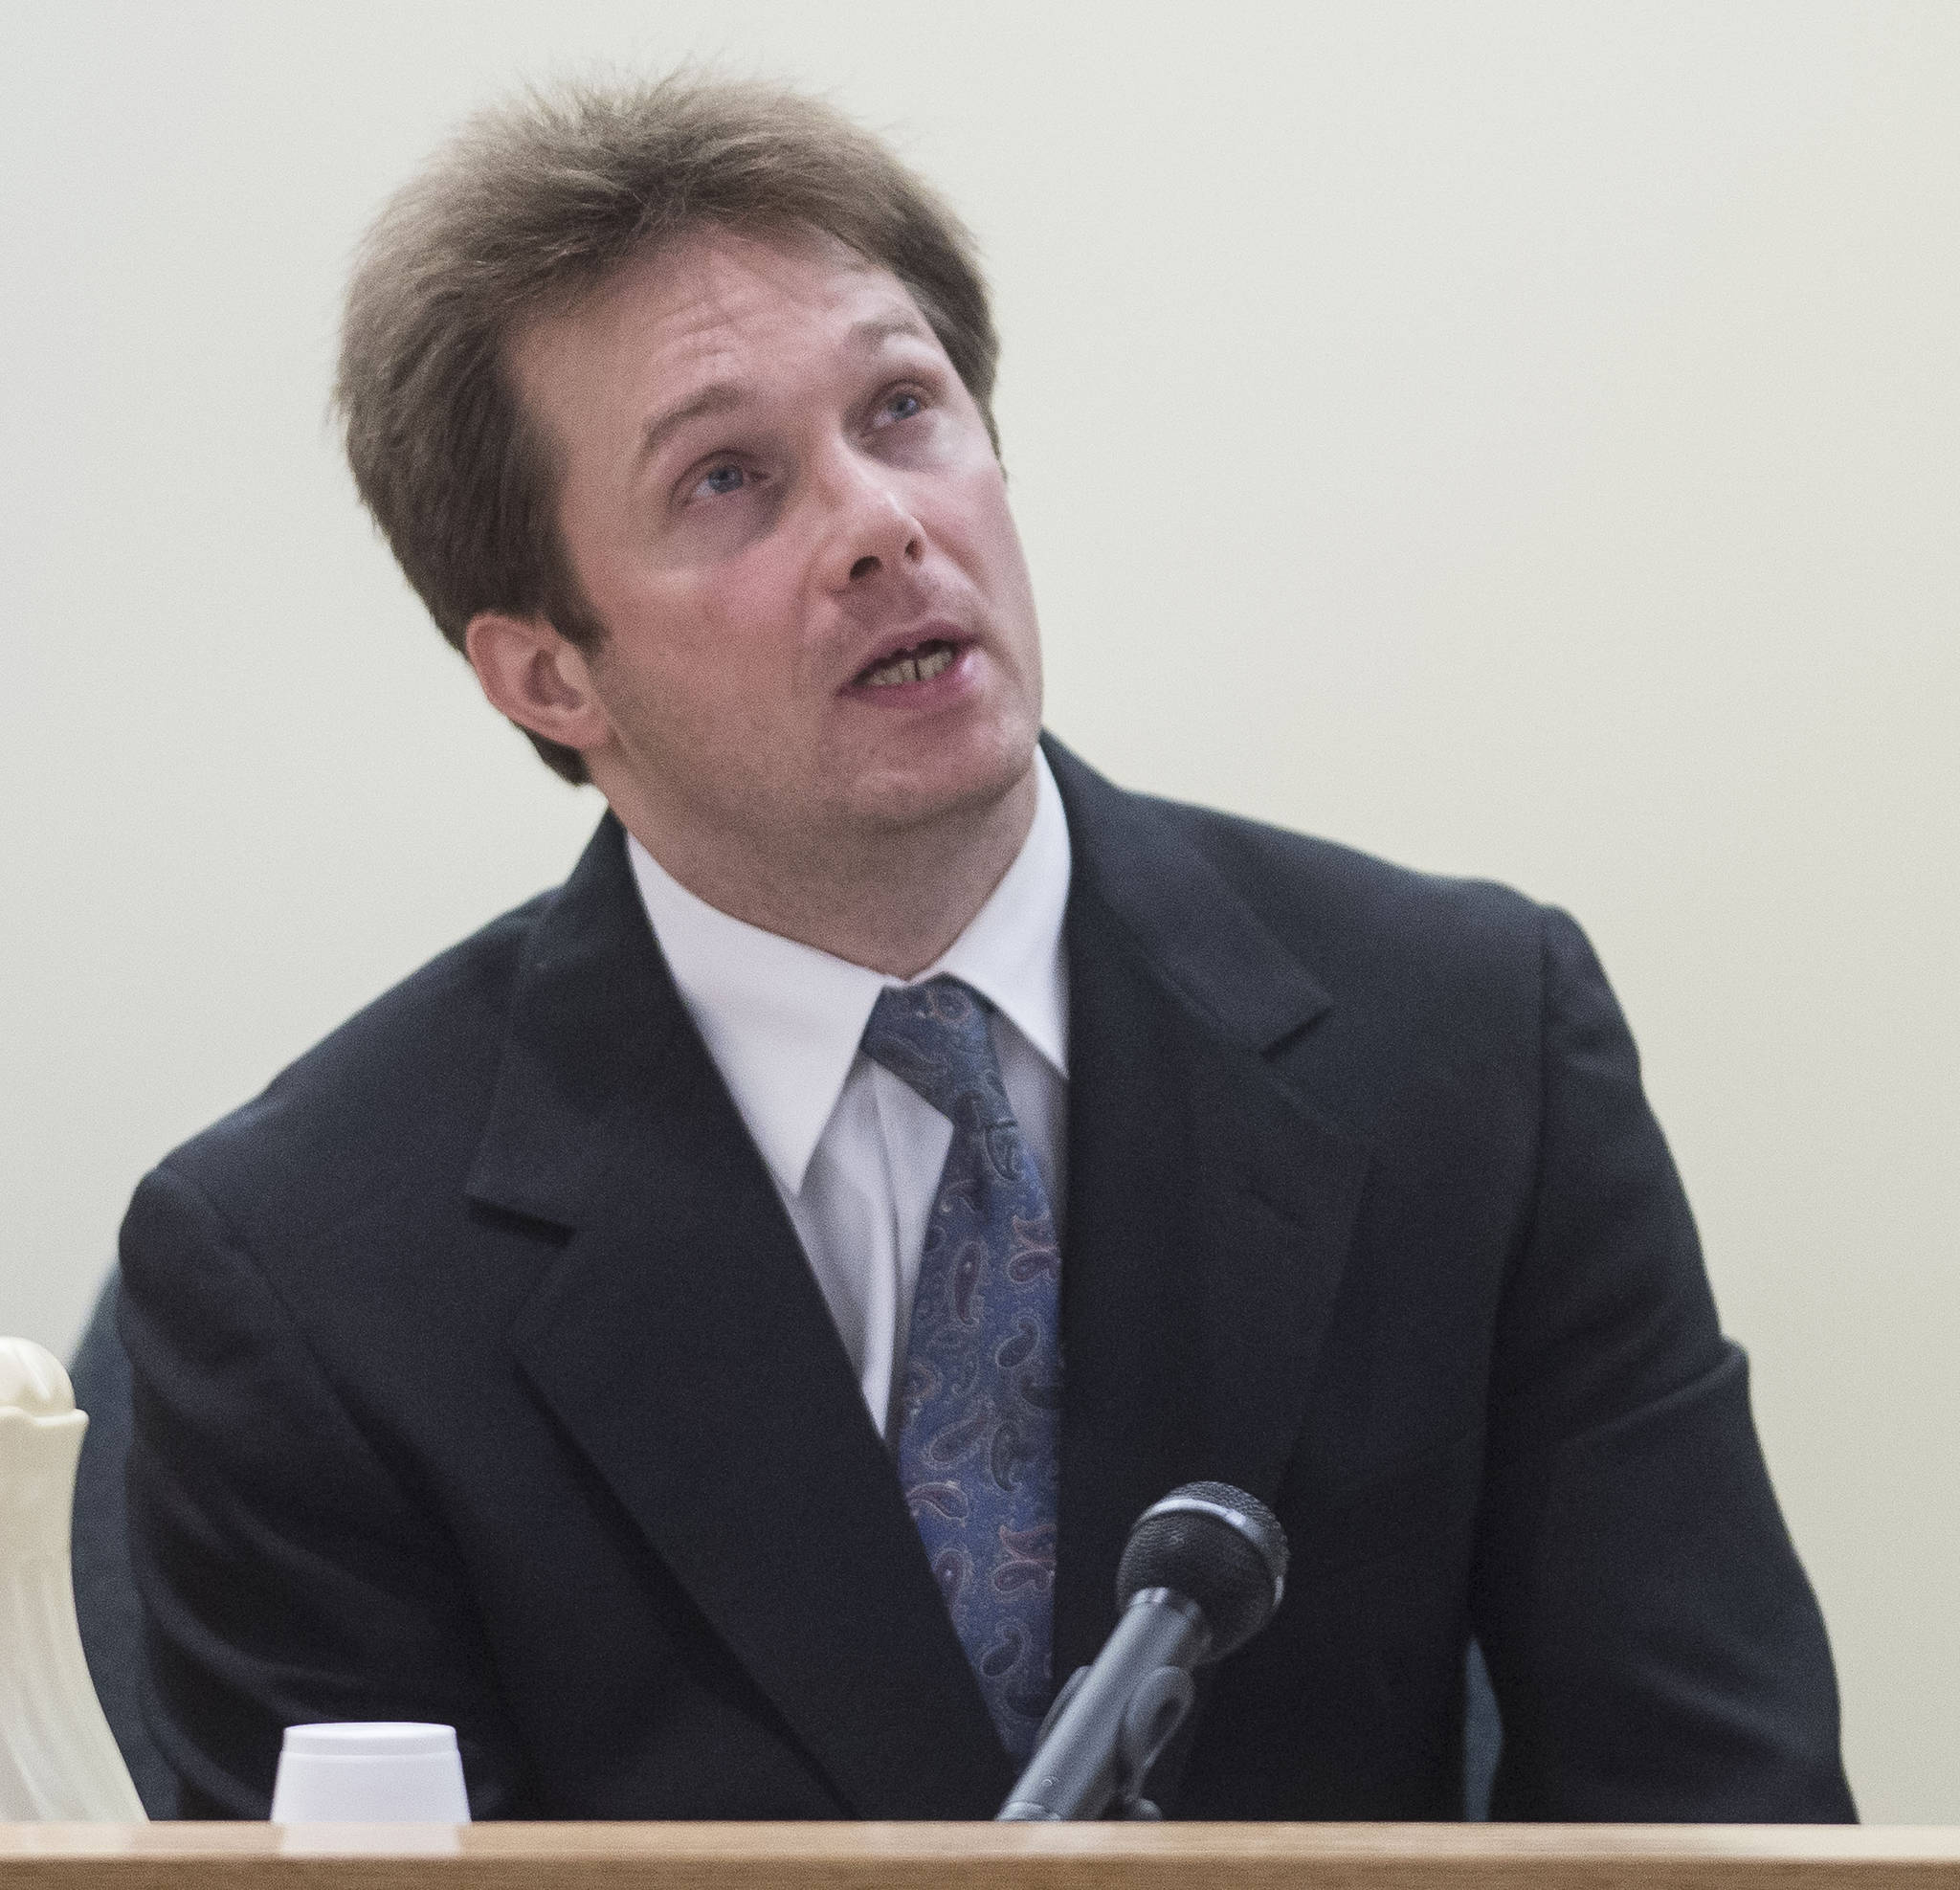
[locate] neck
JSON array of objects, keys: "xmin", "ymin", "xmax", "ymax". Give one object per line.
[{"xmin": 613, "ymin": 764, "xmax": 1040, "ymax": 978}]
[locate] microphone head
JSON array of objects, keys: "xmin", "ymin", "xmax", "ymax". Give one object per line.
[{"xmin": 1115, "ymin": 1480, "xmax": 1289, "ymax": 1660}]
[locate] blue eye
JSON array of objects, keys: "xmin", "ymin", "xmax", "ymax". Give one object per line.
[
  {"xmin": 887, "ymin": 391, "xmax": 924, "ymax": 421},
  {"xmin": 698, "ymin": 463, "xmax": 746, "ymax": 497}
]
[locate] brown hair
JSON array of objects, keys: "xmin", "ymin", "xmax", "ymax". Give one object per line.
[{"xmin": 335, "ymin": 76, "xmax": 999, "ymax": 783}]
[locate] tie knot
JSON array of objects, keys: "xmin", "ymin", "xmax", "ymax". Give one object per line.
[{"xmin": 862, "ymin": 976, "xmax": 1010, "ymax": 1127}]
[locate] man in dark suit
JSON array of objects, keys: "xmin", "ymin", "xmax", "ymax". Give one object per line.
[{"xmin": 119, "ymin": 77, "xmax": 1855, "ymax": 1821}]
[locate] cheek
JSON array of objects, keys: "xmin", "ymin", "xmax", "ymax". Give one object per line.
[
  {"xmin": 931, "ymin": 461, "xmax": 1023, "ymax": 574},
  {"xmin": 682, "ymin": 565, "xmax": 811, "ymax": 699},
  {"xmin": 964, "ymin": 483, "xmax": 1038, "ymax": 623},
  {"xmin": 612, "ymin": 570, "xmax": 806, "ymax": 732}
]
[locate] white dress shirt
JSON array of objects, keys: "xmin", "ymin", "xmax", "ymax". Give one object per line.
[{"xmin": 627, "ymin": 754, "xmax": 1072, "ymax": 1439}]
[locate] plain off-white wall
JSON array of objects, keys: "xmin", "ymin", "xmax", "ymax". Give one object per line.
[{"xmin": 3, "ymin": 0, "xmax": 1955, "ymax": 1820}]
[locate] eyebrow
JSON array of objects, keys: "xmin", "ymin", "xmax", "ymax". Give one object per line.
[
  {"xmin": 637, "ymin": 312, "xmax": 938, "ymax": 465},
  {"xmin": 639, "ymin": 383, "xmax": 748, "ymax": 465},
  {"xmin": 847, "ymin": 311, "xmax": 937, "ymax": 349}
]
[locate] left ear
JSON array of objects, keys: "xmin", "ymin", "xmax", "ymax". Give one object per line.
[{"xmin": 463, "ymin": 610, "xmax": 612, "ymax": 759}]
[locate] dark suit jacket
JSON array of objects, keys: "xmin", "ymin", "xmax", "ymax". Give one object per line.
[{"xmin": 119, "ymin": 739, "xmax": 1855, "ymax": 1821}]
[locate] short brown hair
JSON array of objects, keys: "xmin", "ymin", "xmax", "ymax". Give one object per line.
[{"xmin": 335, "ymin": 76, "xmax": 999, "ymax": 783}]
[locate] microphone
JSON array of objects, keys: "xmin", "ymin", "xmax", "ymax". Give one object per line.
[{"xmin": 997, "ymin": 1479, "xmax": 1289, "ymax": 1821}]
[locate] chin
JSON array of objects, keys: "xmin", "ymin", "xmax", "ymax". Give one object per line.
[{"xmin": 848, "ymin": 725, "xmax": 1039, "ymax": 834}]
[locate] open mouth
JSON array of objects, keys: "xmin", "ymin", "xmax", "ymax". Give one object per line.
[{"xmin": 854, "ymin": 637, "xmax": 960, "ymax": 689}]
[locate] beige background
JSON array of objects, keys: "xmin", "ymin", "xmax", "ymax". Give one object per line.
[{"xmin": 3, "ymin": 0, "xmax": 1955, "ymax": 1820}]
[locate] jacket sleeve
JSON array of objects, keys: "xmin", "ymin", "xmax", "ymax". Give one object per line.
[
  {"xmin": 1467, "ymin": 906, "xmax": 1856, "ymax": 1820},
  {"xmin": 118, "ymin": 1162, "xmax": 533, "ymax": 1818}
]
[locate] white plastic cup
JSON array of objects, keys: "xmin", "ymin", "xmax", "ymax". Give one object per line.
[{"xmin": 270, "ymin": 1723, "xmax": 471, "ymax": 1823}]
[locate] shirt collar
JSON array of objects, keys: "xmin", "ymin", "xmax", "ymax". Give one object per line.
[{"xmin": 626, "ymin": 750, "xmax": 1072, "ymax": 1197}]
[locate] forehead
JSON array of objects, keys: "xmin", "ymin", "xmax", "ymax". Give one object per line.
[{"xmin": 508, "ymin": 227, "xmax": 939, "ymax": 432}]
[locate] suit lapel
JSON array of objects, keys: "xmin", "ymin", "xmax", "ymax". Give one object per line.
[
  {"xmin": 467, "ymin": 818, "xmax": 1012, "ymax": 1817},
  {"xmin": 1044, "ymin": 741, "xmax": 1372, "ymax": 1678}
]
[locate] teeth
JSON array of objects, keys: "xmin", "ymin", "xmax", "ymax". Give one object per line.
[{"xmin": 862, "ymin": 642, "xmax": 955, "ymax": 688}]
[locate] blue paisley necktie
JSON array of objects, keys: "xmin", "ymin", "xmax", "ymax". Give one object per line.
[{"xmin": 861, "ymin": 975, "xmax": 1062, "ymax": 1760}]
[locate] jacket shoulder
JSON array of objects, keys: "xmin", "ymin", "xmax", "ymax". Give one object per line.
[
  {"xmin": 147, "ymin": 889, "xmax": 552, "ymax": 1232},
  {"xmin": 1147, "ymin": 791, "xmax": 1550, "ymax": 980}
]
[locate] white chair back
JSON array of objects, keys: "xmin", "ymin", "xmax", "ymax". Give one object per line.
[{"xmin": 0, "ymin": 1337, "xmax": 146, "ymax": 1820}]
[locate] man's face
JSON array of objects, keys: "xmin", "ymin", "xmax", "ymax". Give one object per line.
[{"xmin": 507, "ymin": 228, "xmax": 1043, "ymax": 862}]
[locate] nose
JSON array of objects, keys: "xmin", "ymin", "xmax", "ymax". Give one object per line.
[{"xmin": 815, "ymin": 449, "xmax": 924, "ymax": 591}]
